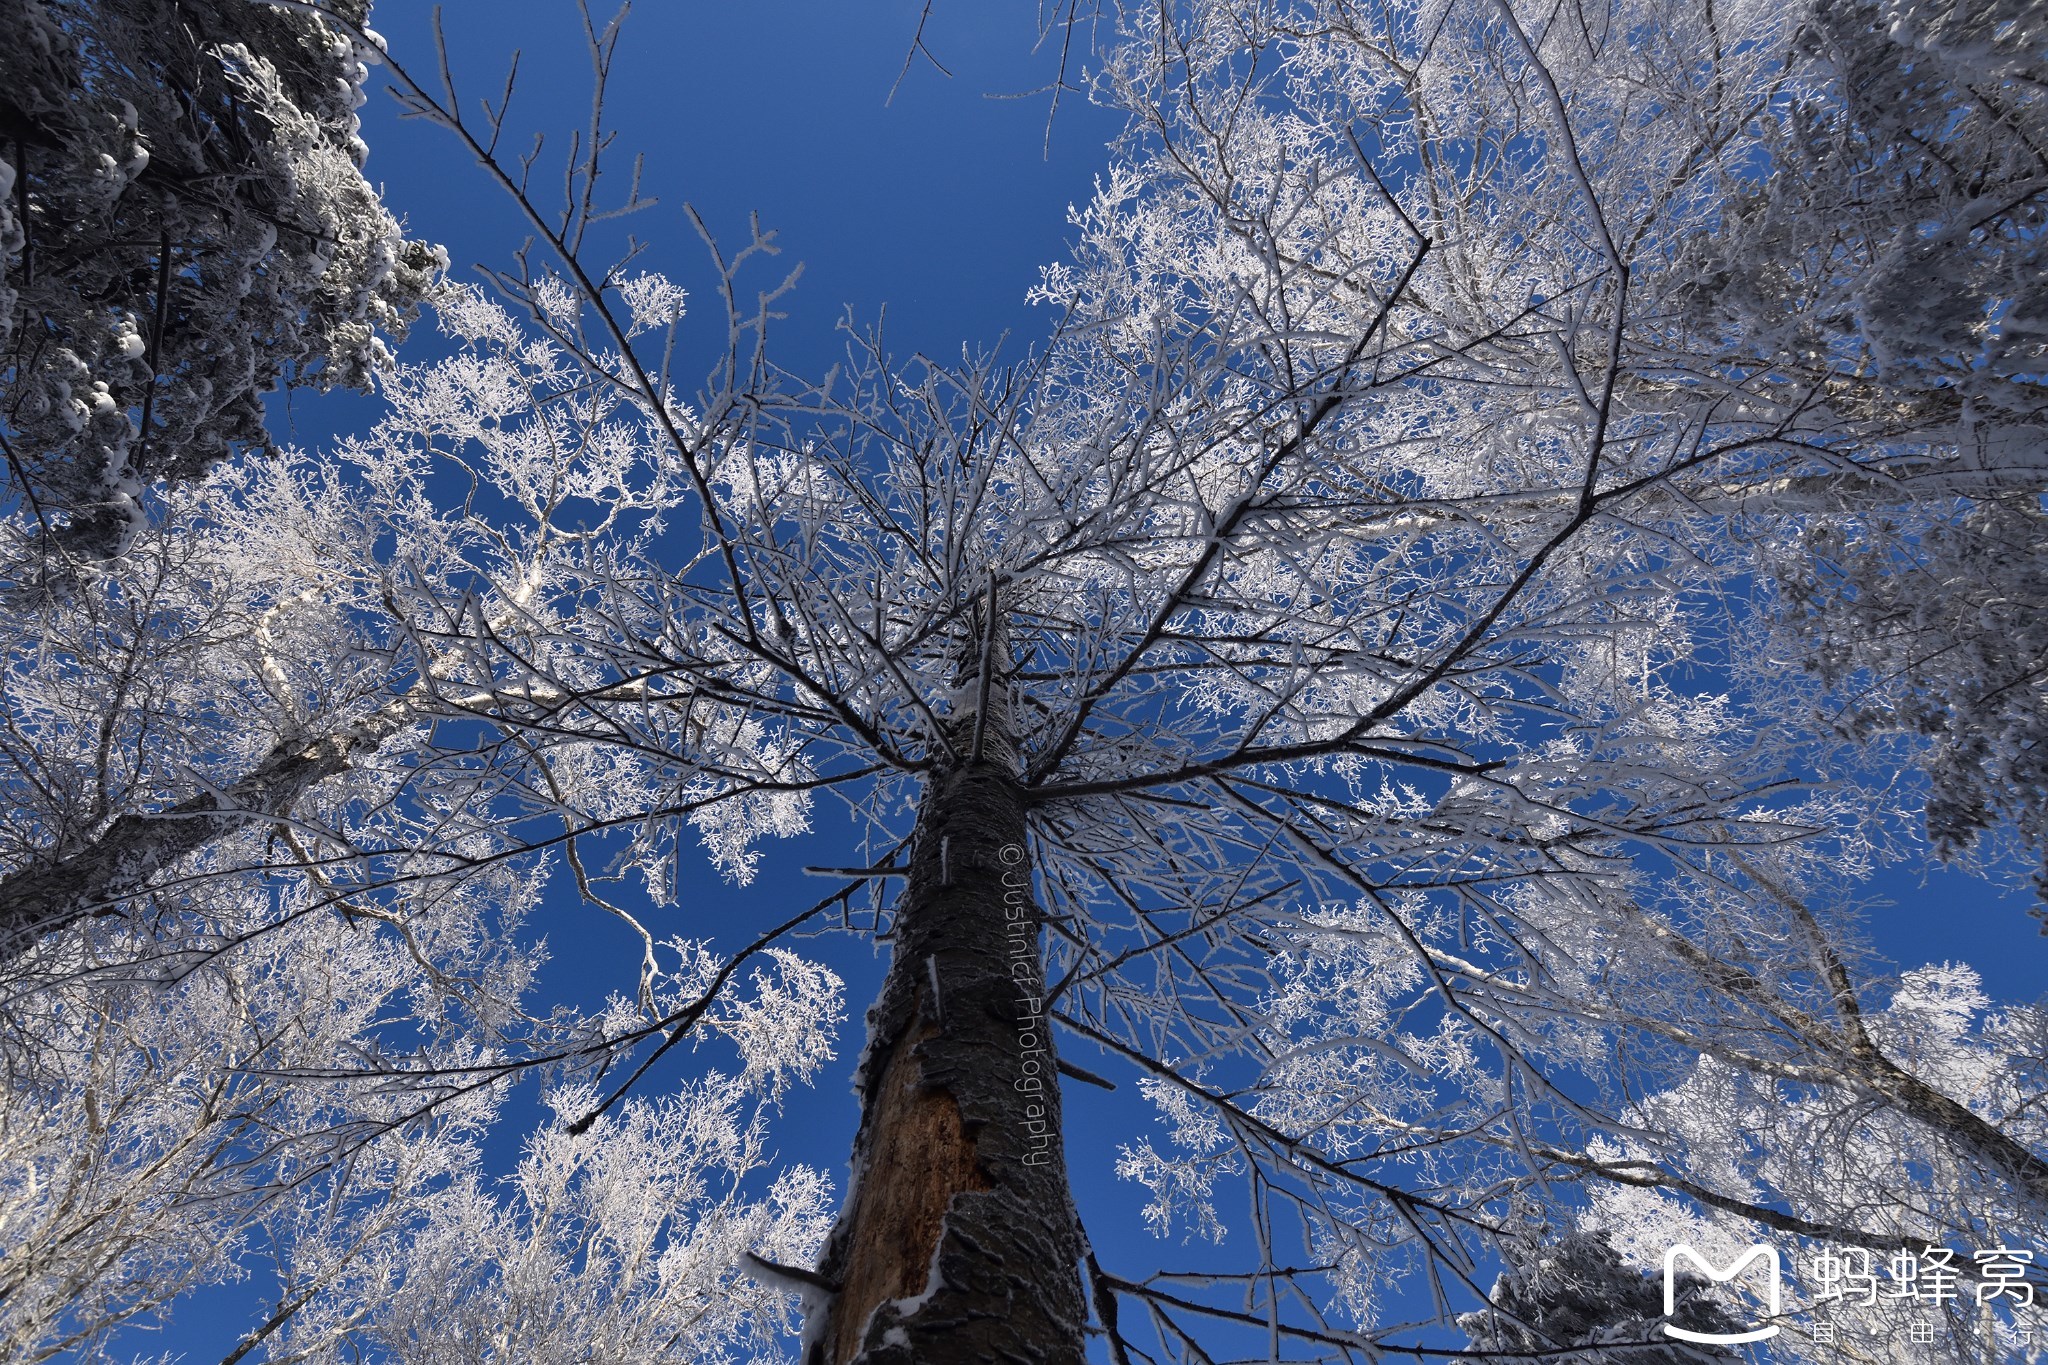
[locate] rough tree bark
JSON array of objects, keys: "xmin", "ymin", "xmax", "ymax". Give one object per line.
[{"xmin": 809, "ymin": 695, "xmax": 1087, "ymax": 1365}]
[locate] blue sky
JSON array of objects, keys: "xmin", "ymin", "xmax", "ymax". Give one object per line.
[
  {"xmin": 132, "ymin": 2, "xmax": 2043, "ymax": 1359},
  {"xmin": 352, "ymin": 0, "xmax": 1124, "ymax": 377}
]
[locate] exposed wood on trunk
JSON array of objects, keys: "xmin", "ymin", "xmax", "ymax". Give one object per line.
[
  {"xmin": 827, "ymin": 1010, "xmax": 991, "ymax": 1365},
  {"xmin": 812, "ymin": 700, "xmax": 1086, "ymax": 1365}
]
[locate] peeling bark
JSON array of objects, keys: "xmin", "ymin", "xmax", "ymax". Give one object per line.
[{"xmin": 812, "ymin": 716, "xmax": 1086, "ymax": 1365}]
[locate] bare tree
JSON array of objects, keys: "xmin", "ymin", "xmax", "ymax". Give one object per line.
[{"xmin": 0, "ymin": 845, "xmax": 841, "ymax": 1361}]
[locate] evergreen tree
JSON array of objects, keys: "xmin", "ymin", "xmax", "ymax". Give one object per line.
[
  {"xmin": 0, "ymin": 0, "xmax": 439, "ymax": 560},
  {"xmin": 1459, "ymin": 1231, "xmax": 1742, "ymax": 1363}
]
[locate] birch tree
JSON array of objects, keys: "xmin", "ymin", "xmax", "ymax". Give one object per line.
[
  {"xmin": 3, "ymin": 1, "xmax": 2044, "ymax": 1362},
  {"xmin": 1585, "ymin": 961, "xmax": 2048, "ymax": 1362},
  {"xmin": 0, "ymin": 428, "xmax": 844, "ymax": 1359},
  {"xmin": 0, "ymin": 881, "xmax": 840, "ymax": 1362}
]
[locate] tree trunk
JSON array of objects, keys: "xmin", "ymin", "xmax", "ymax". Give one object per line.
[
  {"xmin": 0, "ymin": 715, "xmax": 405, "ymax": 959},
  {"xmin": 810, "ymin": 723, "xmax": 1086, "ymax": 1365},
  {"xmin": 0, "ymin": 666, "xmax": 562, "ymax": 961}
]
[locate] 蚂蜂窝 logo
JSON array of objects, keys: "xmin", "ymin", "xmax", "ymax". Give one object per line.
[{"xmin": 1662, "ymin": 1243, "xmax": 1782, "ymax": 1344}]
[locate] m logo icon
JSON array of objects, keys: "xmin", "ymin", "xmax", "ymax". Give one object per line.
[{"xmin": 1661, "ymin": 1244, "xmax": 1782, "ymax": 1344}]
